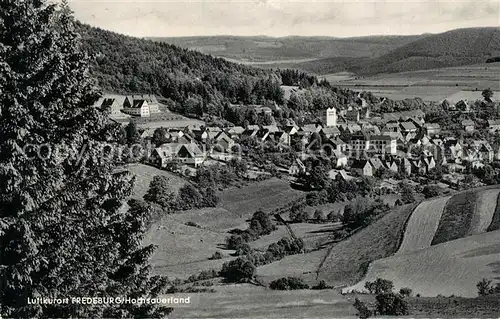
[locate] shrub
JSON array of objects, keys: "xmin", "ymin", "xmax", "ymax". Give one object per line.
[
  {"xmin": 399, "ymin": 287, "xmax": 412, "ymax": 297},
  {"xmin": 249, "ymin": 210, "xmax": 276, "ymax": 235},
  {"xmin": 422, "ymin": 185, "xmax": 440, "ymax": 198},
  {"xmin": 364, "ymin": 278, "xmax": 394, "ymax": 294},
  {"xmin": 476, "ymin": 278, "xmax": 500, "ymax": 296},
  {"xmin": 219, "ymin": 258, "xmax": 256, "ymax": 282},
  {"xmin": 143, "ymin": 176, "xmax": 176, "ymax": 209},
  {"xmin": 375, "ymin": 292, "xmax": 409, "ymax": 316},
  {"xmin": 185, "ymin": 221, "xmax": 201, "ymax": 228},
  {"xmin": 327, "ymin": 211, "xmax": 341, "ymax": 222},
  {"xmin": 313, "ymin": 209, "xmax": 326, "ymax": 222},
  {"xmin": 269, "ymin": 277, "xmax": 309, "ymax": 290},
  {"xmin": 209, "ymin": 251, "xmax": 223, "ymax": 260},
  {"xmin": 353, "ymin": 298, "xmax": 372, "ymax": 319},
  {"xmin": 312, "ymin": 280, "xmax": 331, "ymax": 290}
]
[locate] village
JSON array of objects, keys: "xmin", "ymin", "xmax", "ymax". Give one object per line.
[{"xmin": 97, "ymin": 88, "xmax": 500, "ymax": 193}]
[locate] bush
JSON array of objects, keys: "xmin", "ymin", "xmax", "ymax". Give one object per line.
[
  {"xmin": 353, "ymin": 298, "xmax": 372, "ymax": 319},
  {"xmin": 364, "ymin": 278, "xmax": 394, "ymax": 294},
  {"xmin": 219, "ymin": 258, "xmax": 256, "ymax": 282},
  {"xmin": 422, "ymin": 185, "xmax": 441, "ymax": 198},
  {"xmin": 143, "ymin": 176, "xmax": 176, "ymax": 209},
  {"xmin": 249, "ymin": 210, "xmax": 276, "ymax": 235},
  {"xmin": 209, "ymin": 251, "xmax": 223, "ymax": 260},
  {"xmin": 327, "ymin": 211, "xmax": 341, "ymax": 222},
  {"xmin": 269, "ymin": 277, "xmax": 309, "ymax": 290},
  {"xmin": 399, "ymin": 287, "xmax": 412, "ymax": 297},
  {"xmin": 311, "ymin": 280, "xmax": 331, "ymax": 290},
  {"xmin": 375, "ymin": 292, "xmax": 409, "ymax": 316},
  {"xmin": 476, "ymin": 278, "xmax": 500, "ymax": 296},
  {"xmin": 313, "ymin": 209, "xmax": 326, "ymax": 222}
]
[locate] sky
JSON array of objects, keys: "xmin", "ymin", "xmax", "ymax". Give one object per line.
[{"xmin": 68, "ymin": 0, "xmax": 500, "ymax": 38}]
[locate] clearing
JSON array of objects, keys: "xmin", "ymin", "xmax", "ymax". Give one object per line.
[
  {"xmin": 126, "ymin": 163, "xmax": 187, "ymax": 199},
  {"xmin": 345, "ymin": 230, "xmax": 500, "ymax": 297},
  {"xmin": 396, "ymin": 196, "xmax": 451, "ymax": 255}
]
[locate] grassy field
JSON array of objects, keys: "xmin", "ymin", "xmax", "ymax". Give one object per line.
[
  {"xmin": 144, "ymin": 214, "xmax": 228, "ymax": 277},
  {"xmin": 396, "ymin": 196, "xmax": 450, "ymax": 255},
  {"xmin": 219, "ymin": 178, "xmax": 305, "ymax": 220},
  {"xmin": 346, "ymin": 229, "xmax": 500, "ymax": 297},
  {"xmin": 169, "ymin": 284, "xmax": 356, "ymax": 319},
  {"xmin": 350, "ymin": 293, "xmax": 500, "ymax": 318},
  {"xmin": 317, "ymin": 203, "xmax": 417, "ymax": 286},
  {"xmin": 125, "ymin": 163, "xmax": 187, "ymax": 199},
  {"xmin": 431, "ymin": 191, "xmax": 477, "ymax": 245}
]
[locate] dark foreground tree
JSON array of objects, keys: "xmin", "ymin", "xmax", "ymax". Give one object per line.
[{"xmin": 0, "ymin": 1, "xmax": 170, "ymax": 317}]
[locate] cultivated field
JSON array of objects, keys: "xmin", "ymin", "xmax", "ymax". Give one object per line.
[
  {"xmin": 396, "ymin": 196, "xmax": 451, "ymax": 255},
  {"xmin": 317, "ymin": 204, "xmax": 417, "ymax": 286},
  {"xmin": 469, "ymin": 189, "xmax": 500, "ymax": 235},
  {"xmin": 169, "ymin": 284, "xmax": 357, "ymax": 319},
  {"xmin": 346, "ymin": 230, "xmax": 500, "ymax": 297},
  {"xmin": 323, "ymin": 63, "xmax": 500, "ymax": 102}
]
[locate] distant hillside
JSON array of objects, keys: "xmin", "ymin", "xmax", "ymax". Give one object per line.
[
  {"xmin": 149, "ymin": 35, "xmax": 424, "ymax": 62},
  {"xmin": 352, "ymin": 27, "xmax": 500, "ymax": 75}
]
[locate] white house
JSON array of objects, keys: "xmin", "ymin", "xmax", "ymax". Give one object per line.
[{"xmin": 325, "ymin": 107, "xmax": 337, "ymax": 127}]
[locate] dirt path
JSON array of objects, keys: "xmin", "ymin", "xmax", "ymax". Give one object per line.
[
  {"xmin": 396, "ymin": 196, "xmax": 451, "ymax": 255},
  {"xmin": 469, "ymin": 189, "xmax": 500, "ymax": 235}
]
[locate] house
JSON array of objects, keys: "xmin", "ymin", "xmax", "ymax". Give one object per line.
[
  {"xmin": 101, "ymin": 98, "xmax": 129, "ymax": 119},
  {"xmin": 122, "ymin": 97, "xmax": 150, "ymax": 117},
  {"xmin": 382, "ymin": 109, "xmax": 425, "ymax": 122},
  {"xmin": 321, "ymin": 126, "xmax": 341, "ymax": 138},
  {"xmin": 400, "ymin": 158, "xmax": 412, "ymax": 176},
  {"xmin": 383, "ymin": 122, "xmax": 400, "ymax": 133},
  {"xmin": 213, "ymin": 131, "xmax": 234, "ymax": 152},
  {"xmin": 327, "ymin": 137, "xmax": 349, "ymax": 153},
  {"xmin": 488, "ymin": 120, "xmax": 500, "ymax": 133},
  {"xmin": 329, "ymin": 169, "xmax": 353, "ymax": 181},
  {"xmin": 350, "ymin": 132, "xmax": 370, "ymax": 153},
  {"xmin": 256, "ymin": 128, "xmax": 271, "ymax": 143},
  {"xmin": 274, "ymin": 131, "xmax": 291, "ymax": 146},
  {"xmin": 283, "ymin": 125, "xmax": 299, "ymax": 136},
  {"xmin": 228, "ymin": 126, "xmax": 245, "ymax": 137},
  {"xmin": 399, "ymin": 122, "xmax": 417, "ymax": 134},
  {"xmin": 332, "ymin": 150, "xmax": 348, "ymax": 168},
  {"xmin": 424, "ymin": 123, "xmax": 441, "ymax": 135},
  {"xmin": 385, "ymin": 160, "xmax": 399, "ymax": 173},
  {"xmin": 350, "ymin": 159, "xmax": 373, "ymax": 177},
  {"xmin": 300, "ymin": 124, "xmax": 322, "ymax": 135},
  {"xmin": 289, "ymin": 158, "xmax": 306, "ymax": 176},
  {"xmin": 152, "ymin": 143, "xmax": 206, "ymax": 168},
  {"xmin": 369, "ymin": 157, "xmax": 385, "ymax": 171},
  {"xmin": 369, "ymin": 135, "xmax": 397, "ymax": 155},
  {"xmin": 462, "ymin": 120, "xmax": 475, "ymax": 132},
  {"xmin": 241, "ymin": 128, "xmax": 259, "ymax": 140}
]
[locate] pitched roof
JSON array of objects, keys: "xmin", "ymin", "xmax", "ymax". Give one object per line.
[
  {"xmin": 400, "ymin": 122, "xmax": 417, "ymax": 130},
  {"xmin": 132, "ymin": 99, "xmax": 148, "ymax": 108},
  {"xmin": 351, "ymin": 159, "xmax": 370, "ymax": 169},
  {"xmin": 462, "ymin": 119, "xmax": 475, "ymax": 126},
  {"xmin": 370, "ymin": 134, "xmax": 395, "ymax": 141}
]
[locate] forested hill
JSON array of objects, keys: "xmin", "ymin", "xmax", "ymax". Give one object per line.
[
  {"xmin": 352, "ymin": 27, "xmax": 500, "ymax": 75},
  {"xmin": 78, "ymin": 23, "xmax": 315, "ymax": 111}
]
